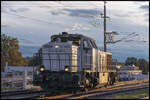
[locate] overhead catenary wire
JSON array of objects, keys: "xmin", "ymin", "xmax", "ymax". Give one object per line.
[
  {"xmin": 2, "ymin": 2, "xmax": 91, "ymax": 33},
  {"xmin": 2, "ymin": 1, "xmax": 148, "ymax": 45},
  {"xmin": 41, "ymin": 2, "xmax": 148, "ymax": 44},
  {"xmin": 50, "ymin": 1, "xmax": 94, "ymax": 31},
  {"xmin": 3, "ymin": 11, "xmax": 74, "ymax": 29},
  {"xmin": 2, "ymin": 1, "xmax": 101, "ymax": 29},
  {"xmin": 54, "ymin": 1, "xmax": 105, "ymax": 29},
  {"xmin": 32, "ymin": 2, "xmax": 83, "ymax": 32}
]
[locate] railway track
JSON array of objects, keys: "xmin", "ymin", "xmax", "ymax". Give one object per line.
[
  {"xmin": 1, "ymin": 80, "xmax": 149, "ymax": 99},
  {"xmin": 42, "ymin": 80, "xmax": 149, "ymax": 99},
  {"xmin": 1, "ymin": 89, "xmax": 48, "ymax": 99},
  {"xmin": 1, "ymin": 88, "xmax": 39, "ymax": 96},
  {"xmin": 66, "ymin": 84, "xmax": 149, "ymax": 99}
]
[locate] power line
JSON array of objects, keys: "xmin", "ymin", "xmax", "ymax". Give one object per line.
[
  {"xmin": 48, "ymin": 2, "xmax": 95, "ymax": 31},
  {"xmin": 2, "ymin": 2, "xmax": 148, "ymax": 46},
  {"xmin": 55, "ymin": 1, "xmax": 148, "ymax": 45},
  {"xmin": 3, "ymin": 11, "xmax": 73, "ymax": 29}
]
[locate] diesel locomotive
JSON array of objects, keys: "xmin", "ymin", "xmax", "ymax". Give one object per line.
[{"xmin": 33, "ymin": 32, "xmax": 117, "ymax": 91}]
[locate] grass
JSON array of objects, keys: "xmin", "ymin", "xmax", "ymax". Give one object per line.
[{"xmin": 113, "ymin": 88, "xmax": 149, "ymax": 99}]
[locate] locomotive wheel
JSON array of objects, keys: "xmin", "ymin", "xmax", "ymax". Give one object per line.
[
  {"xmin": 72, "ymin": 89, "xmax": 78, "ymax": 94},
  {"xmin": 108, "ymin": 72, "xmax": 115, "ymax": 86},
  {"xmin": 85, "ymin": 76, "xmax": 95, "ymax": 89},
  {"xmin": 85, "ymin": 78, "xmax": 90, "ymax": 88},
  {"xmin": 83, "ymin": 87, "xmax": 88, "ymax": 92},
  {"xmin": 81, "ymin": 79, "xmax": 89, "ymax": 92},
  {"xmin": 72, "ymin": 91, "xmax": 76, "ymax": 94},
  {"xmin": 90, "ymin": 83, "xmax": 93, "ymax": 88},
  {"xmin": 104, "ymin": 83, "xmax": 108, "ymax": 87}
]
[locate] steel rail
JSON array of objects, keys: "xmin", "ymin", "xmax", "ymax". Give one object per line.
[
  {"xmin": 42, "ymin": 80, "xmax": 149, "ymax": 99},
  {"xmin": 1, "ymin": 87, "xmax": 42, "ymax": 96},
  {"xmin": 68, "ymin": 84, "xmax": 149, "ymax": 99},
  {"xmin": 1, "ymin": 89, "xmax": 47, "ymax": 99},
  {"xmin": 1, "ymin": 80, "xmax": 149, "ymax": 99}
]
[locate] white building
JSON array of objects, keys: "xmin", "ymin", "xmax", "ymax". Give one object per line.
[{"xmin": 117, "ymin": 65, "xmax": 143, "ymax": 81}]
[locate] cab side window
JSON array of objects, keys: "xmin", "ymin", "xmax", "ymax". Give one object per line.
[{"xmin": 83, "ymin": 40, "xmax": 90, "ymax": 48}]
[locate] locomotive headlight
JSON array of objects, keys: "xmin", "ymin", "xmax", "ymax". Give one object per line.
[
  {"xmin": 40, "ymin": 65, "xmax": 45, "ymax": 72},
  {"xmin": 55, "ymin": 45, "xmax": 59, "ymax": 48},
  {"xmin": 65, "ymin": 66, "xmax": 69, "ymax": 72},
  {"xmin": 40, "ymin": 67, "xmax": 44, "ymax": 71}
]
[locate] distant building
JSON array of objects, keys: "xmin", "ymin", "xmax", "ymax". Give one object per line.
[{"xmin": 117, "ymin": 65, "xmax": 143, "ymax": 81}]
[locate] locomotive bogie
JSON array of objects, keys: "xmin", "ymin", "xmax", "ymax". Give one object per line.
[{"xmin": 99, "ymin": 72, "xmax": 109, "ymax": 84}]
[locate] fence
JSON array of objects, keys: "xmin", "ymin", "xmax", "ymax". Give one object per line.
[{"xmin": 1, "ymin": 70, "xmax": 34, "ymax": 92}]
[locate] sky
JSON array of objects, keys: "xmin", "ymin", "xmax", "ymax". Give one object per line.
[{"xmin": 1, "ymin": 1, "xmax": 149, "ymax": 62}]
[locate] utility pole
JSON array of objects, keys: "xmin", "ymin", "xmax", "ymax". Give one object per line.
[
  {"xmin": 101, "ymin": 1, "xmax": 114, "ymax": 52},
  {"xmin": 104, "ymin": 1, "xmax": 107, "ymax": 52},
  {"xmin": 100, "ymin": 1, "xmax": 145, "ymax": 52}
]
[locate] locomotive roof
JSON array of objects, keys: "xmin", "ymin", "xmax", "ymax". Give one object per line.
[{"xmin": 51, "ymin": 32, "xmax": 96, "ymax": 41}]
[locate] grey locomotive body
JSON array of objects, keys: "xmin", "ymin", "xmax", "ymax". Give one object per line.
[{"xmin": 33, "ymin": 32, "xmax": 117, "ymax": 91}]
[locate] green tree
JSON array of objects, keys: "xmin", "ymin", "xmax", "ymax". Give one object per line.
[
  {"xmin": 125, "ymin": 57, "xmax": 149, "ymax": 74},
  {"xmin": 125, "ymin": 57, "xmax": 138, "ymax": 66},
  {"xmin": 1, "ymin": 34, "xmax": 25, "ymax": 71},
  {"xmin": 28, "ymin": 48, "xmax": 42, "ymax": 66},
  {"xmin": 137, "ymin": 59, "xmax": 149, "ymax": 74}
]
